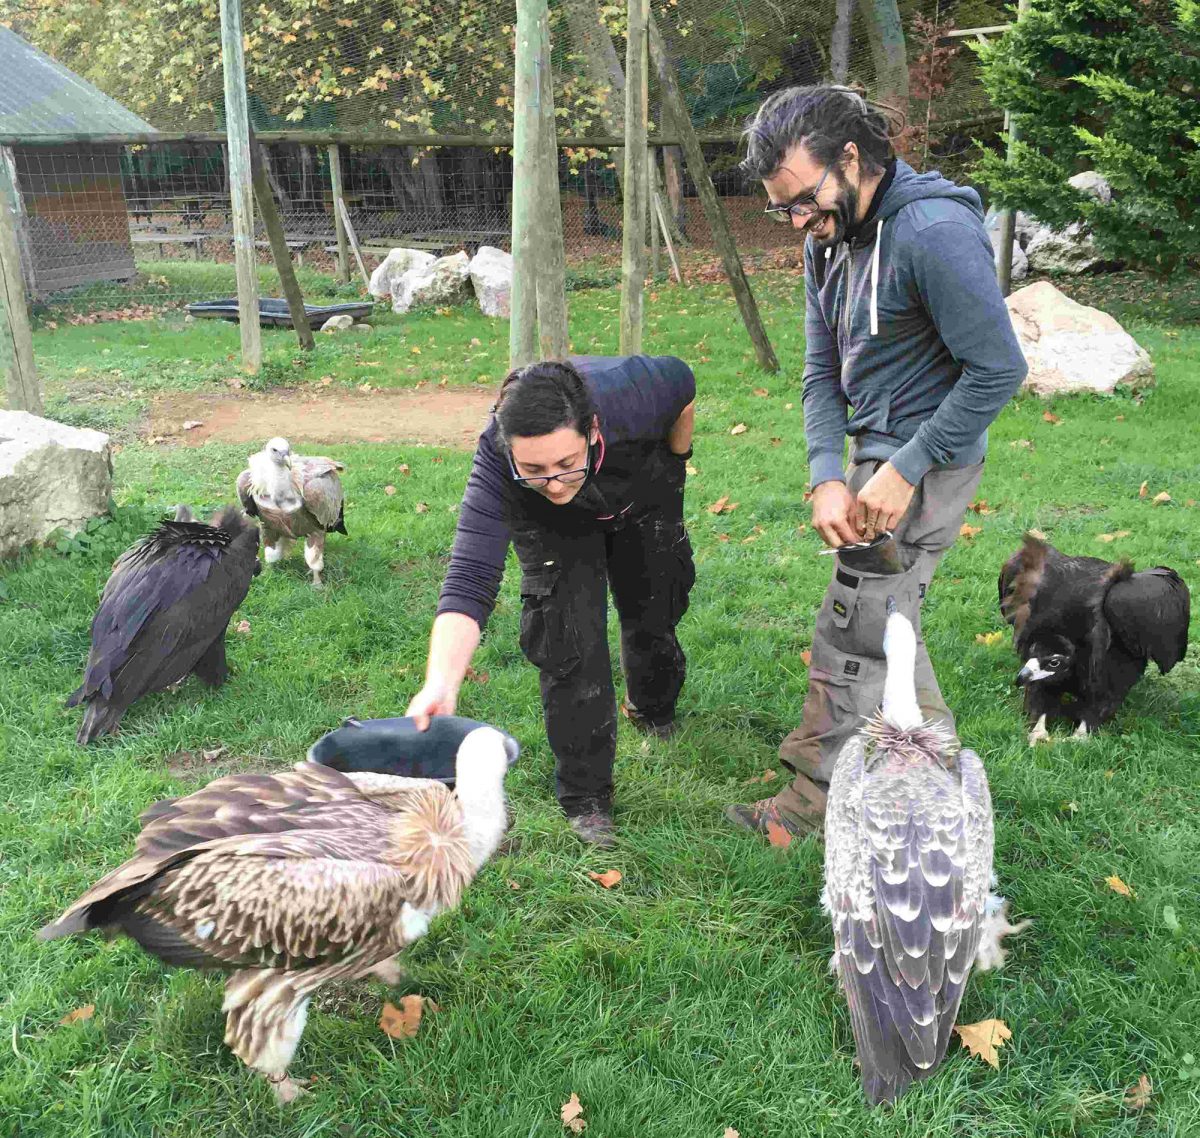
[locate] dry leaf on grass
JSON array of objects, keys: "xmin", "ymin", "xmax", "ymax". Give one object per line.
[
  {"xmin": 58, "ymin": 1004, "xmax": 95, "ymax": 1026},
  {"xmin": 1124, "ymin": 1074, "xmax": 1152, "ymax": 1111},
  {"xmin": 716, "ymin": 534, "xmax": 730, "ymax": 543},
  {"xmin": 800, "ymin": 649, "xmax": 813, "ymax": 667},
  {"xmin": 384, "ymin": 485, "xmax": 397, "ymax": 496},
  {"xmin": 1139, "ymin": 480, "xmax": 1149, "ymax": 498},
  {"xmin": 561, "ymin": 1093, "xmax": 587, "ymax": 1133},
  {"xmin": 414, "ymin": 502, "xmax": 429, "ymax": 514},
  {"xmin": 410, "ymin": 346, "xmax": 421, "ymax": 355},
  {"xmin": 752, "ymin": 387, "xmax": 769, "ymax": 397},
  {"xmin": 960, "ymin": 523, "xmax": 983, "ymax": 539},
  {"xmin": 730, "ymin": 423, "xmax": 748, "ymax": 436},
  {"xmin": 685, "ymin": 462, "xmax": 699, "ymax": 476},
  {"xmin": 464, "ymin": 666, "xmax": 490, "ymax": 684},
  {"xmin": 1153, "ymin": 491, "xmax": 1172, "ymax": 506},
  {"xmin": 975, "ymin": 631, "xmax": 1005, "ymax": 647},
  {"xmin": 1010, "ymin": 439, "xmax": 1033, "ymax": 450},
  {"xmin": 235, "ymin": 620, "xmax": 251, "ymax": 634},
  {"xmin": 706, "ymin": 496, "xmax": 739, "ymax": 515},
  {"xmin": 1043, "ymin": 411, "xmax": 1062, "ymax": 424},
  {"xmin": 398, "ymin": 463, "xmax": 411, "ymax": 476},
  {"xmin": 1106, "ymin": 874, "xmax": 1135, "ymax": 897},
  {"xmin": 507, "ymin": 879, "xmax": 521, "ymax": 891},
  {"xmin": 744, "ymin": 770, "xmax": 778, "ymax": 785},
  {"xmin": 202, "ymin": 746, "xmax": 227, "ymax": 763},
  {"xmin": 379, "ymin": 995, "xmax": 439, "ymax": 1040},
  {"xmin": 954, "ymin": 1018, "xmax": 1012, "ymax": 1069},
  {"xmin": 1096, "ymin": 531, "xmax": 1131, "ymax": 542},
  {"xmin": 587, "ymin": 869, "xmax": 622, "ymax": 889},
  {"xmin": 766, "ymin": 821, "xmax": 793, "ymax": 850},
  {"xmin": 182, "ymin": 420, "xmax": 203, "ymax": 431}
]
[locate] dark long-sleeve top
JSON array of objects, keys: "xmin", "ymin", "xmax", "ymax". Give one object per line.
[{"xmin": 437, "ymin": 355, "xmax": 696, "ymax": 628}]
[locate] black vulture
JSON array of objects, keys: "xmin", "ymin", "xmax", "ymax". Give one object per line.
[
  {"xmin": 67, "ymin": 507, "xmax": 261, "ymax": 745},
  {"xmin": 824, "ymin": 598, "xmax": 1028, "ymax": 1107},
  {"xmin": 39, "ymin": 724, "xmax": 520, "ymax": 1102},
  {"xmin": 998, "ymin": 533, "xmax": 1191, "ymax": 744}
]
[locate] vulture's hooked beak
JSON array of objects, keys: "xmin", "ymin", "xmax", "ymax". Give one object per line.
[
  {"xmin": 283, "ymin": 453, "xmax": 293, "ymax": 469},
  {"xmin": 1015, "ymin": 666, "xmax": 1034, "ymax": 687},
  {"xmin": 885, "ymin": 595, "xmax": 897, "ymax": 616}
]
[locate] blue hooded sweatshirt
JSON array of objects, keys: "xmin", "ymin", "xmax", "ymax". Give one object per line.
[{"xmin": 802, "ymin": 158, "xmax": 1028, "ymax": 489}]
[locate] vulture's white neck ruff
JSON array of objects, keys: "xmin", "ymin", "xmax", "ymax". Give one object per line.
[
  {"xmin": 881, "ymin": 611, "xmax": 923, "ymax": 731},
  {"xmin": 453, "ymin": 727, "xmax": 511, "ymax": 870}
]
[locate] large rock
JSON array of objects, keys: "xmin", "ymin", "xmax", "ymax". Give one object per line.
[
  {"xmin": 0, "ymin": 412, "xmax": 112, "ymax": 558},
  {"xmin": 1006, "ymin": 281, "xmax": 1154, "ymax": 397},
  {"xmin": 1025, "ymin": 221, "xmax": 1105, "ymax": 275},
  {"xmin": 368, "ymin": 247, "xmax": 437, "ymax": 302},
  {"xmin": 1068, "ymin": 170, "xmax": 1112, "ymax": 204},
  {"xmin": 405, "ymin": 251, "xmax": 471, "ymax": 310},
  {"xmin": 989, "ymin": 226, "xmax": 1029, "ymax": 282},
  {"xmin": 468, "ymin": 245, "xmax": 513, "ymax": 317},
  {"xmin": 320, "ymin": 313, "xmax": 355, "ymax": 333}
]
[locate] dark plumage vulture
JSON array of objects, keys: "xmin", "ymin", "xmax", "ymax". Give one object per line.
[
  {"xmin": 39, "ymin": 723, "xmax": 520, "ymax": 1103},
  {"xmin": 236, "ymin": 436, "xmax": 346, "ymax": 587},
  {"xmin": 824, "ymin": 598, "xmax": 1027, "ymax": 1106},
  {"xmin": 67, "ymin": 507, "xmax": 261, "ymax": 745},
  {"xmin": 998, "ymin": 533, "xmax": 1191, "ymax": 745}
]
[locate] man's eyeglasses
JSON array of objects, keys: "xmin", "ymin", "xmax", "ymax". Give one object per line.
[
  {"xmin": 508, "ymin": 447, "xmax": 591, "ymax": 489},
  {"xmin": 764, "ymin": 160, "xmax": 836, "ymax": 224}
]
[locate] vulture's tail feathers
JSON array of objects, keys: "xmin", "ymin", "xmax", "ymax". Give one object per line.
[
  {"xmin": 76, "ymin": 699, "xmax": 124, "ymax": 746},
  {"xmin": 37, "ymin": 909, "xmax": 91, "ymax": 941},
  {"xmin": 330, "ymin": 504, "xmax": 347, "ymax": 536}
]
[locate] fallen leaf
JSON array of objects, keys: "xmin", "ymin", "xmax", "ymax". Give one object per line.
[
  {"xmin": 975, "ymin": 631, "xmax": 1005, "ymax": 646},
  {"xmin": 960, "ymin": 523, "xmax": 983, "ymax": 539},
  {"xmin": 1124, "ymin": 1074, "xmax": 1152, "ymax": 1111},
  {"xmin": 507, "ymin": 879, "xmax": 521, "ymax": 891},
  {"xmin": 685, "ymin": 462, "xmax": 699, "ymax": 476},
  {"xmin": 1096, "ymin": 530, "xmax": 1132, "ymax": 542},
  {"xmin": 706, "ymin": 496, "xmax": 739, "ymax": 515},
  {"xmin": 384, "ymin": 485, "xmax": 397, "ymax": 496},
  {"xmin": 1010, "ymin": 439, "xmax": 1033, "ymax": 450},
  {"xmin": 470, "ymin": 337, "xmax": 482, "ymax": 347},
  {"xmin": 784, "ymin": 402, "xmax": 794, "ymax": 410},
  {"xmin": 414, "ymin": 502, "xmax": 429, "ymax": 514},
  {"xmin": 235, "ymin": 620, "xmax": 251, "ymax": 634},
  {"xmin": 1153, "ymin": 491, "xmax": 1171, "ymax": 506},
  {"xmin": 561, "ymin": 1093, "xmax": 586, "ymax": 1133},
  {"xmin": 464, "ymin": 666, "xmax": 490, "ymax": 683},
  {"xmin": 1043, "ymin": 410, "xmax": 1061, "ymax": 424},
  {"xmin": 802, "ymin": 490, "xmax": 813, "ymax": 502},
  {"xmin": 800, "ymin": 649, "xmax": 812, "ymax": 667},
  {"xmin": 319, "ymin": 375, "xmax": 333, "ymax": 386},
  {"xmin": 955, "ymin": 1019, "xmax": 1012, "ymax": 1068},
  {"xmin": 766, "ymin": 821, "xmax": 793, "ymax": 849},
  {"xmin": 769, "ymin": 437, "xmax": 782, "ymax": 446},
  {"xmin": 744, "ymin": 769, "xmax": 778, "ymax": 785},
  {"xmin": 1139, "ymin": 480, "xmax": 1148, "ymax": 498},
  {"xmin": 182, "ymin": 420, "xmax": 203, "ymax": 431},
  {"xmin": 410, "ymin": 345, "xmax": 421, "ymax": 355},
  {"xmin": 378, "ymin": 995, "xmax": 438, "ymax": 1040},
  {"xmin": 358, "ymin": 382, "xmax": 373, "ymax": 393},
  {"xmin": 202, "ymin": 746, "xmax": 227, "ymax": 762},
  {"xmin": 225, "ymin": 377, "xmax": 243, "ymax": 390},
  {"xmin": 1115, "ymin": 414, "xmax": 1125, "ymax": 421},
  {"xmin": 752, "ymin": 387, "xmax": 769, "ymax": 397},
  {"xmin": 1106, "ymin": 874, "xmax": 1135, "ymax": 898},
  {"xmin": 730, "ymin": 423, "xmax": 748, "ymax": 436},
  {"xmin": 716, "ymin": 533, "xmax": 730, "ymax": 543},
  {"xmin": 58, "ymin": 1004, "xmax": 95, "ymax": 1026},
  {"xmin": 587, "ymin": 869, "xmax": 622, "ymax": 889},
  {"xmin": 969, "ymin": 499, "xmax": 994, "ymax": 515},
  {"xmin": 399, "ymin": 463, "xmax": 411, "ymax": 476}
]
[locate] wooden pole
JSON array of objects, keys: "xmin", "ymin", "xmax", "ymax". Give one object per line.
[
  {"xmin": 534, "ymin": 16, "xmax": 570, "ymax": 361},
  {"xmin": 620, "ymin": 0, "xmax": 649, "ymax": 355},
  {"xmin": 0, "ymin": 149, "xmax": 40, "ymax": 414},
  {"xmin": 649, "ymin": 148, "xmax": 661, "ymax": 281},
  {"xmin": 509, "ymin": 0, "xmax": 545, "ymax": 370},
  {"xmin": 653, "ymin": 190, "xmax": 683, "ymax": 284},
  {"xmin": 648, "ymin": 17, "xmax": 778, "ymax": 372},
  {"xmin": 327, "ymin": 143, "xmax": 350, "ymax": 285},
  {"xmin": 336, "ymin": 198, "xmax": 371, "ymax": 290},
  {"xmin": 995, "ymin": 0, "xmax": 1029, "ymax": 297},
  {"xmin": 219, "ymin": 0, "xmax": 261, "ymax": 373},
  {"xmin": 248, "ymin": 134, "xmax": 314, "ymax": 350}
]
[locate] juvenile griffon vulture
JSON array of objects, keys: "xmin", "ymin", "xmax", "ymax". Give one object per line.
[
  {"xmin": 39, "ymin": 723, "xmax": 519, "ymax": 1103},
  {"xmin": 824, "ymin": 598, "xmax": 1028, "ymax": 1106},
  {"xmin": 237, "ymin": 437, "xmax": 346, "ymax": 587},
  {"xmin": 67, "ymin": 507, "xmax": 260, "ymax": 745},
  {"xmin": 998, "ymin": 533, "xmax": 1190, "ymax": 745}
]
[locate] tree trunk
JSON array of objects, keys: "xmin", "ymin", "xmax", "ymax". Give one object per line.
[
  {"xmin": 860, "ymin": 0, "xmax": 909, "ymax": 122},
  {"xmin": 662, "ymin": 141, "xmax": 686, "ymax": 234},
  {"xmin": 831, "ymin": 0, "xmax": 855, "ymax": 84}
]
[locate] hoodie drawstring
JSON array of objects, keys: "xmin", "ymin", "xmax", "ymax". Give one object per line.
[{"xmin": 869, "ymin": 219, "xmax": 882, "ymax": 337}]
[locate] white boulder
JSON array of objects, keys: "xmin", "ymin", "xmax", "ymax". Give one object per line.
[
  {"xmin": 368, "ymin": 247, "xmax": 437, "ymax": 302},
  {"xmin": 320, "ymin": 313, "xmax": 355, "ymax": 333},
  {"xmin": 468, "ymin": 245, "xmax": 513, "ymax": 317},
  {"xmin": 1068, "ymin": 170, "xmax": 1112, "ymax": 204},
  {"xmin": 1025, "ymin": 221, "xmax": 1106, "ymax": 275},
  {"xmin": 989, "ymin": 227, "xmax": 1029, "ymax": 282},
  {"xmin": 0, "ymin": 411, "xmax": 112, "ymax": 558},
  {"xmin": 1006, "ymin": 281, "xmax": 1154, "ymax": 397},
  {"xmin": 404, "ymin": 251, "xmax": 471, "ymax": 310}
]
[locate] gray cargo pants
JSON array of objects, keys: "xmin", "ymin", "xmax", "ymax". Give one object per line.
[{"xmin": 772, "ymin": 460, "xmax": 984, "ymax": 822}]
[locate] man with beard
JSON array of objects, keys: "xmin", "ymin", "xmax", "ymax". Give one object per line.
[{"xmin": 725, "ymin": 85, "xmax": 1027, "ymax": 841}]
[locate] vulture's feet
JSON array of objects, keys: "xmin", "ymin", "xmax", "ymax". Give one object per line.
[
  {"xmin": 975, "ymin": 896, "xmax": 1032, "ymax": 972},
  {"xmin": 1066, "ymin": 721, "xmax": 1091, "ymax": 743},
  {"xmin": 1027, "ymin": 715, "xmax": 1050, "ymax": 747},
  {"xmin": 265, "ymin": 1072, "xmax": 309, "ymax": 1105},
  {"xmin": 310, "ymin": 572, "xmax": 324, "ymax": 589}
]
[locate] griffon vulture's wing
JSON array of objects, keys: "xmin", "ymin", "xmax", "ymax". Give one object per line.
[{"xmin": 1103, "ymin": 567, "xmax": 1190, "ymax": 674}]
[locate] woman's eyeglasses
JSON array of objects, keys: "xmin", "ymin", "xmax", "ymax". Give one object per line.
[
  {"xmin": 508, "ymin": 450, "xmax": 591, "ymax": 489},
  {"xmin": 764, "ymin": 160, "xmax": 836, "ymax": 224}
]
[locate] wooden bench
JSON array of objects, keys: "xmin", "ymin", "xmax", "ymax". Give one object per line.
[
  {"xmin": 328, "ymin": 231, "xmax": 510, "ymax": 259},
  {"xmin": 130, "ymin": 232, "xmax": 206, "ymax": 260},
  {"xmin": 209, "ymin": 234, "xmax": 312, "ymax": 266}
]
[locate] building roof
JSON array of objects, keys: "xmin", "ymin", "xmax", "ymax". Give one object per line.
[{"xmin": 0, "ymin": 26, "xmax": 156, "ymax": 138}]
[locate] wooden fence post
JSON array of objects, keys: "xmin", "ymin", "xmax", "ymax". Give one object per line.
[
  {"xmin": 620, "ymin": 0, "xmax": 649, "ymax": 355},
  {"xmin": 219, "ymin": 0, "xmax": 262, "ymax": 373},
  {"xmin": 535, "ymin": 15, "xmax": 570, "ymax": 361},
  {"xmin": 327, "ymin": 143, "xmax": 350, "ymax": 285},
  {"xmin": 995, "ymin": 0, "xmax": 1029, "ymax": 297},
  {"xmin": 0, "ymin": 149, "xmax": 40, "ymax": 414},
  {"xmin": 648, "ymin": 17, "xmax": 779, "ymax": 372}
]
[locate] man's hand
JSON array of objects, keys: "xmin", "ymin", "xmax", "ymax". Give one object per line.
[
  {"xmin": 811, "ymin": 481, "xmax": 860, "ymax": 547},
  {"xmin": 855, "ymin": 462, "xmax": 916, "ymax": 540},
  {"xmin": 405, "ymin": 681, "xmax": 458, "ymax": 731}
]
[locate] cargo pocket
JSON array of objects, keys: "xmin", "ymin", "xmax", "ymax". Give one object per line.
[
  {"xmin": 668, "ymin": 531, "xmax": 696, "ymax": 625},
  {"xmin": 799, "ymin": 642, "xmax": 888, "ymax": 780},
  {"xmin": 518, "ymin": 561, "xmax": 581, "ymax": 679},
  {"xmin": 823, "ymin": 559, "xmax": 923, "ymax": 658}
]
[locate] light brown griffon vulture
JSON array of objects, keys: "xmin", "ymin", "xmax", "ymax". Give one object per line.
[
  {"xmin": 823, "ymin": 598, "xmax": 1029, "ymax": 1106},
  {"xmin": 39, "ymin": 726, "xmax": 518, "ymax": 1103},
  {"xmin": 237, "ymin": 437, "xmax": 346, "ymax": 587}
]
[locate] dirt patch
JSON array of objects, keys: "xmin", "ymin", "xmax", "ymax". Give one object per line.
[{"xmin": 149, "ymin": 386, "xmax": 496, "ymax": 448}]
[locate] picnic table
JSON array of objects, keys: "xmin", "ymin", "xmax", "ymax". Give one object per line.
[{"xmin": 130, "ymin": 232, "xmax": 206, "ymax": 260}]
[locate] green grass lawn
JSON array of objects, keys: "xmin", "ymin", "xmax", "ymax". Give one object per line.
[{"xmin": 1, "ymin": 267, "xmax": 1198, "ymax": 1137}]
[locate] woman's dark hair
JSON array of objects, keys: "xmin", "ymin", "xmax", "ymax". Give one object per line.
[
  {"xmin": 493, "ymin": 360, "xmax": 597, "ymax": 447},
  {"xmin": 740, "ymin": 84, "xmax": 899, "ymax": 181}
]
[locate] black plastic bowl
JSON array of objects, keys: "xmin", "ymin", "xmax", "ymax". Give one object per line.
[{"xmin": 186, "ymin": 298, "xmax": 375, "ymax": 328}]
